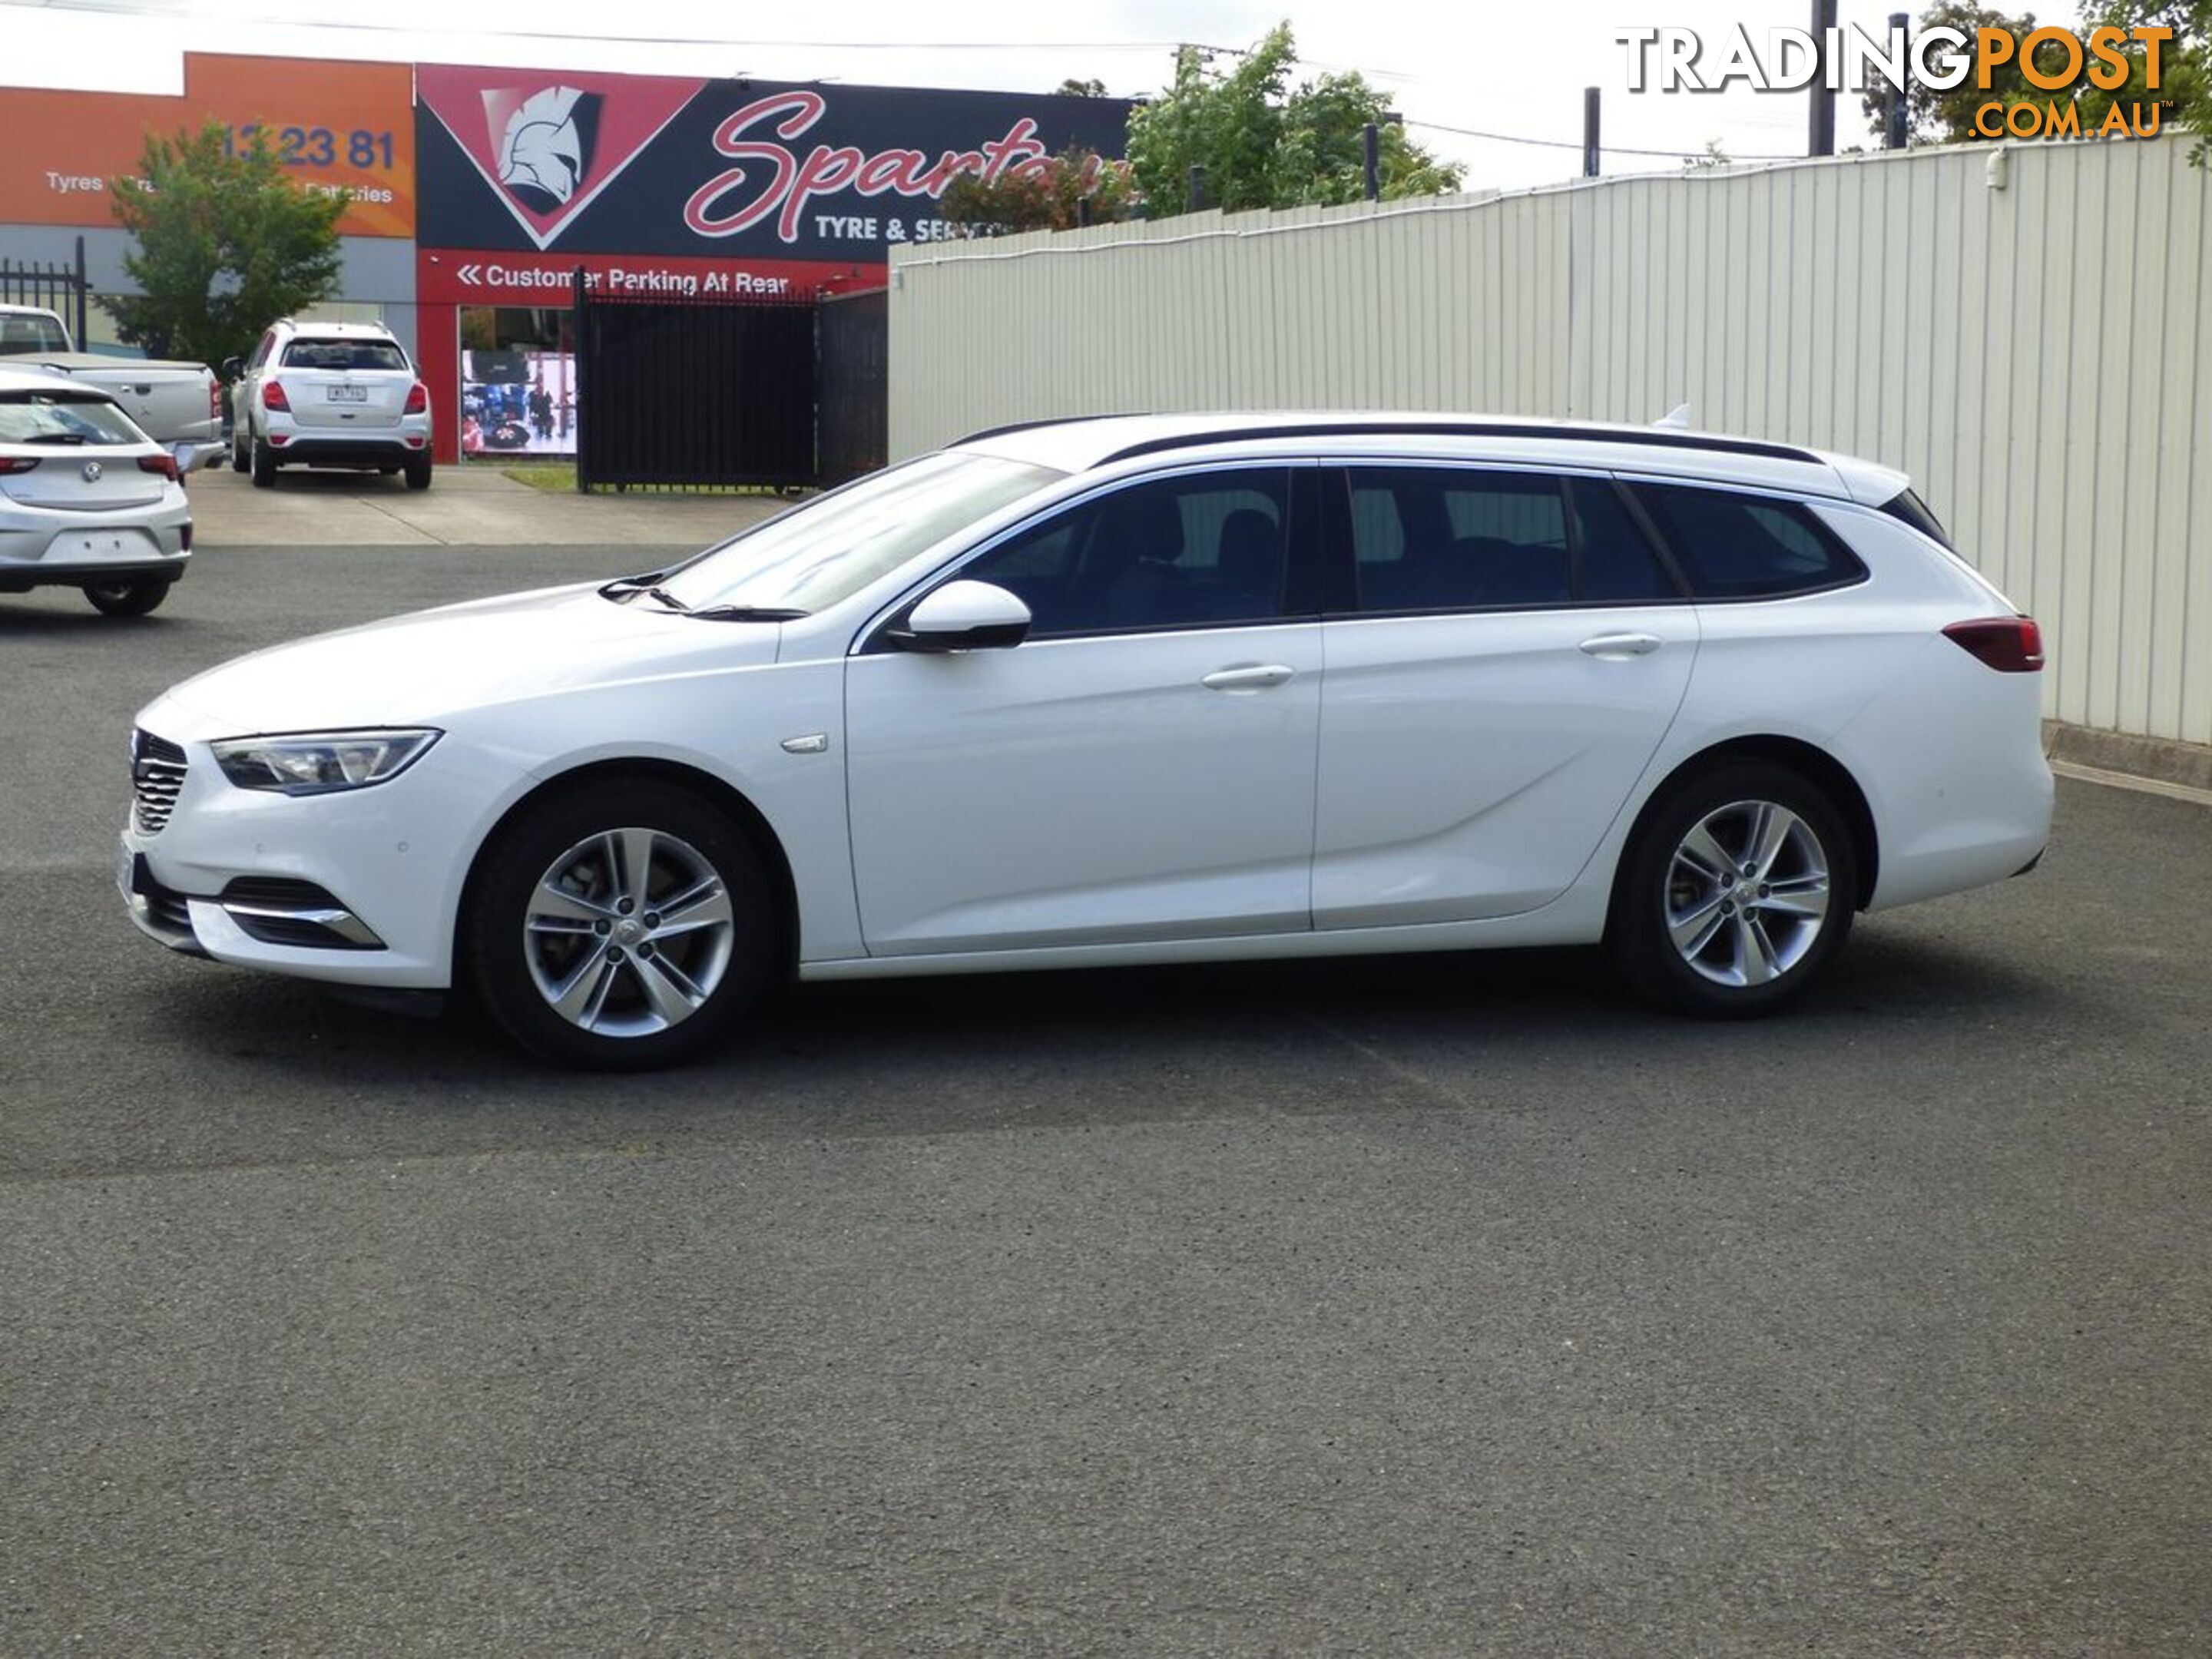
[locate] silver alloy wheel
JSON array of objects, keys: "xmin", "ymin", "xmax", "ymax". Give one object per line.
[
  {"xmin": 522, "ymin": 827, "xmax": 737, "ymax": 1037},
  {"xmin": 1664, "ymin": 799, "xmax": 1832, "ymax": 988}
]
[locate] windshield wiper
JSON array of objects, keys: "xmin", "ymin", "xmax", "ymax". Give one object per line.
[
  {"xmin": 598, "ymin": 570, "xmax": 671, "ymax": 600},
  {"xmin": 680, "ymin": 604, "xmax": 810, "ymax": 623}
]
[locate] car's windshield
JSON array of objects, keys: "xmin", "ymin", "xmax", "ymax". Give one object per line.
[
  {"xmin": 653, "ymin": 452, "xmax": 1065, "ymax": 614},
  {"xmin": 0, "ymin": 313, "xmax": 71, "ymax": 356},
  {"xmin": 0, "ymin": 392, "xmax": 143, "ymax": 445}
]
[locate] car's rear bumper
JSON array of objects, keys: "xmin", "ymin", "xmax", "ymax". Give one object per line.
[
  {"xmin": 0, "ymin": 557, "xmax": 189, "ymax": 592},
  {"xmin": 0, "ymin": 495, "xmax": 191, "ymax": 588},
  {"xmin": 266, "ymin": 435, "xmax": 429, "ymax": 467}
]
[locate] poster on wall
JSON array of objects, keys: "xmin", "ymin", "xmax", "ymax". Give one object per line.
[
  {"xmin": 0, "ymin": 53, "xmax": 416, "ymax": 237},
  {"xmin": 461, "ymin": 349, "xmax": 576, "ymax": 458}
]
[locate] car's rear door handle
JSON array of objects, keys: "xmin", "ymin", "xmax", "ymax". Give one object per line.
[
  {"xmin": 1201, "ymin": 664, "xmax": 1296, "ymax": 692},
  {"xmin": 1578, "ymin": 632, "xmax": 1663, "ymax": 658}
]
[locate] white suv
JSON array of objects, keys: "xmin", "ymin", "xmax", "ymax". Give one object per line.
[
  {"xmin": 120, "ymin": 413, "xmax": 2053, "ymax": 1068},
  {"xmin": 227, "ymin": 320, "xmax": 432, "ymax": 491}
]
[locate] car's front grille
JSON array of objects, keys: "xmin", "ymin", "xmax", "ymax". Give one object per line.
[{"xmin": 132, "ymin": 730, "xmax": 187, "ymax": 834}]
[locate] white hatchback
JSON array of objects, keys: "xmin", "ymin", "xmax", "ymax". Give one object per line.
[
  {"xmin": 119, "ymin": 414, "xmax": 2052, "ymax": 1067},
  {"xmin": 0, "ymin": 365, "xmax": 192, "ymax": 616}
]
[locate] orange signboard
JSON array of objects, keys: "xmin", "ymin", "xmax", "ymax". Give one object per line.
[{"xmin": 0, "ymin": 54, "xmax": 414, "ymax": 237}]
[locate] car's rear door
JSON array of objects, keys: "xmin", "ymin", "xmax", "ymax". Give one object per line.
[
  {"xmin": 1311, "ymin": 462, "xmax": 1700, "ymax": 927},
  {"xmin": 843, "ymin": 463, "xmax": 1324, "ymax": 956}
]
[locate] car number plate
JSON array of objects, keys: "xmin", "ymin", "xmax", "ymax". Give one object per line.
[
  {"xmin": 114, "ymin": 836, "xmax": 136, "ymax": 900},
  {"xmin": 328, "ymin": 385, "xmax": 368, "ymax": 402}
]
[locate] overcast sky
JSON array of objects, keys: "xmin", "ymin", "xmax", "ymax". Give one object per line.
[{"xmin": 4, "ymin": 0, "xmax": 2069, "ymax": 191}]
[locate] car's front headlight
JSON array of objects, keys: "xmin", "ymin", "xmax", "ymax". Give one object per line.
[{"xmin": 210, "ymin": 729, "xmax": 442, "ymax": 795}]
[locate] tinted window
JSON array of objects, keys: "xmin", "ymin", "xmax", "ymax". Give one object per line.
[
  {"xmin": 1342, "ymin": 469, "xmax": 1676, "ymax": 611},
  {"xmin": 1881, "ymin": 487, "xmax": 1952, "ymax": 549},
  {"xmin": 1348, "ymin": 468, "xmax": 1570, "ymax": 610},
  {"xmin": 1569, "ymin": 478, "xmax": 1678, "ymax": 604},
  {"xmin": 1630, "ymin": 482, "xmax": 1863, "ymax": 599},
  {"xmin": 282, "ymin": 338, "xmax": 409, "ymax": 372},
  {"xmin": 960, "ymin": 470, "xmax": 1291, "ymax": 637}
]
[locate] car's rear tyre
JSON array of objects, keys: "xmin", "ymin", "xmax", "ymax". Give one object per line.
[
  {"xmin": 230, "ymin": 432, "xmax": 249, "ymax": 473},
  {"xmin": 1608, "ymin": 760, "xmax": 1857, "ymax": 1018},
  {"xmin": 465, "ymin": 782, "xmax": 776, "ymax": 1069},
  {"xmin": 403, "ymin": 457, "xmax": 433, "ymax": 492},
  {"xmin": 83, "ymin": 576, "xmax": 171, "ymax": 618},
  {"xmin": 250, "ymin": 435, "xmax": 277, "ymax": 488}
]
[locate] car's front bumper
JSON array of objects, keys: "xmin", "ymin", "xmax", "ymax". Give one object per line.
[{"xmin": 116, "ymin": 724, "xmax": 509, "ymax": 992}]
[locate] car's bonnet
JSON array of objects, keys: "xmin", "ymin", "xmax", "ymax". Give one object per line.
[{"xmin": 141, "ymin": 581, "xmax": 785, "ymax": 737}]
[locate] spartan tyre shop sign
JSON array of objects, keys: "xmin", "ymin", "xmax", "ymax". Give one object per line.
[{"xmin": 415, "ymin": 65, "xmax": 1135, "ymax": 300}]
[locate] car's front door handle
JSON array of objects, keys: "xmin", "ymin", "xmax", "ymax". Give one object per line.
[
  {"xmin": 1201, "ymin": 664, "xmax": 1297, "ymax": 692},
  {"xmin": 1578, "ymin": 632, "xmax": 1664, "ymax": 659}
]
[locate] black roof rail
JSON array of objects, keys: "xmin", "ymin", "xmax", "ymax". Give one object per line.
[
  {"xmin": 951, "ymin": 412, "xmax": 1139, "ymax": 447},
  {"xmin": 1089, "ymin": 419, "xmax": 1824, "ymax": 468}
]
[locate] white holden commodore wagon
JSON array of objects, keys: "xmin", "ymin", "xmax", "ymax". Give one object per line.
[{"xmin": 118, "ymin": 414, "xmax": 2052, "ymax": 1068}]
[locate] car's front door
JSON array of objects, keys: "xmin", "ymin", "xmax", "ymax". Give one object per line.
[
  {"xmin": 844, "ymin": 464, "xmax": 1322, "ymax": 957},
  {"xmin": 1312, "ymin": 462, "xmax": 1700, "ymax": 927}
]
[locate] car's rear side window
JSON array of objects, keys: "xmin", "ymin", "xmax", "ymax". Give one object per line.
[
  {"xmin": 1628, "ymin": 482, "xmax": 1865, "ymax": 600},
  {"xmin": 1343, "ymin": 467, "xmax": 1677, "ymax": 611},
  {"xmin": 282, "ymin": 339, "xmax": 409, "ymax": 372},
  {"xmin": 1880, "ymin": 487, "xmax": 1952, "ymax": 549}
]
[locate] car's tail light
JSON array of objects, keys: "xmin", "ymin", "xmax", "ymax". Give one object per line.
[
  {"xmin": 262, "ymin": 379, "xmax": 290, "ymax": 412},
  {"xmin": 403, "ymin": 381, "xmax": 428, "ymax": 415},
  {"xmin": 1944, "ymin": 616, "xmax": 2045, "ymax": 673},
  {"xmin": 138, "ymin": 453, "xmax": 180, "ymax": 482},
  {"xmin": 0, "ymin": 457, "xmax": 41, "ymax": 475}
]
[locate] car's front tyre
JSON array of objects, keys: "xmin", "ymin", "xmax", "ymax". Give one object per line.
[
  {"xmin": 1608, "ymin": 760, "xmax": 1857, "ymax": 1018},
  {"xmin": 465, "ymin": 781, "xmax": 775, "ymax": 1069}
]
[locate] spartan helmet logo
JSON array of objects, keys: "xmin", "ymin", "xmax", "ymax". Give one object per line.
[{"xmin": 495, "ymin": 86, "xmax": 602, "ymax": 214}]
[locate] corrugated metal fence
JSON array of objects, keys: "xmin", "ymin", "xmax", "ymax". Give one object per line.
[{"xmin": 889, "ymin": 141, "xmax": 2211, "ymax": 746}]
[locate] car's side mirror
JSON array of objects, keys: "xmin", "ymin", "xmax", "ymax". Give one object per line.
[
  {"xmin": 220, "ymin": 356, "xmax": 243, "ymax": 381},
  {"xmin": 894, "ymin": 580, "xmax": 1032, "ymax": 652}
]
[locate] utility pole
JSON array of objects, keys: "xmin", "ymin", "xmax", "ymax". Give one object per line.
[
  {"xmin": 1583, "ymin": 87, "xmax": 1601, "ymax": 178},
  {"xmin": 1809, "ymin": 0, "xmax": 1838, "ymax": 157},
  {"xmin": 1885, "ymin": 11, "xmax": 1911, "ymax": 149},
  {"xmin": 1363, "ymin": 122, "xmax": 1380, "ymax": 201}
]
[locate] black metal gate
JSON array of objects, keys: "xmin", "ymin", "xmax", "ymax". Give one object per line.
[
  {"xmin": 817, "ymin": 288, "xmax": 888, "ymax": 488},
  {"xmin": 0, "ymin": 235, "xmax": 89, "ymax": 347},
  {"xmin": 573, "ymin": 281, "xmax": 822, "ymax": 492}
]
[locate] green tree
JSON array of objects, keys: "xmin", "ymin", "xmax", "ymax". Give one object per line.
[
  {"xmin": 1866, "ymin": 2, "xmax": 2204, "ymax": 156},
  {"xmin": 2075, "ymin": 0, "xmax": 2208, "ymax": 159},
  {"xmin": 1124, "ymin": 23, "xmax": 1464, "ymax": 217},
  {"xmin": 939, "ymin": 144, "xmax": 1140, "ymax": 233},
  {"xmin": 106, "ymin": 119, "xmax": 344, "ymax": 367},
  {"xmin": 1055, "ymin": 77, "xmax": 1110, "ymax": 98}
]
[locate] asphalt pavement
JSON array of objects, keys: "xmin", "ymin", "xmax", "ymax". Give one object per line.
[{"xmin": 2, "ymin": 544, "xmax": 2207, "ymax": 1656}]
